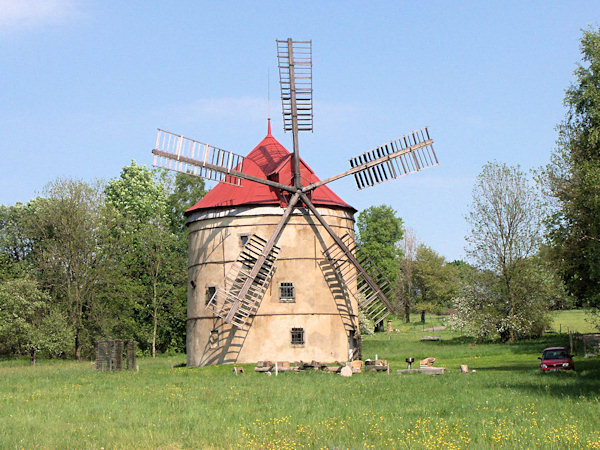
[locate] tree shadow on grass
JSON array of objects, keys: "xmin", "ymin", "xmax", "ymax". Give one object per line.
[
  {"xmin": 473, "ymin": 363, "xmax": 536, "ymax": 372},
  {"xmin": 478, "ymin": 359, "xmax": 600, "ymax": 399},
  {"xmin": 437, "ymin": 334, "xmax": 572, "ymax": 356}
]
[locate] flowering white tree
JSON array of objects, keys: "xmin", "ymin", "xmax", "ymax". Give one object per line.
[{"xmin": 463, "ymin": 162, "xmax": 554, "ymax": 341}]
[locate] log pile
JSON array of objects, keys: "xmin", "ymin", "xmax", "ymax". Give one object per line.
[{"xmin": 255, "ymin": 360, "xmax": 365, "ymax": 374}]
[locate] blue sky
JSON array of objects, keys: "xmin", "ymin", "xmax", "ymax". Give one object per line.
[{"xmin": 1, "ymin": 1, "xmax": 599, "ymax": 262}]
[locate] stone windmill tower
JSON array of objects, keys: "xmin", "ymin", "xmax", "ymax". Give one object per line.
[{"xmin": 152, "ymin": 40, "xmax": 438, "ymax": 366}]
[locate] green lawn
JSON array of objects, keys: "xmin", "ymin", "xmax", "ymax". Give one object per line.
[
  {"xmin": 549, "ymin": 309, "xmax": 599, "ymax": 334},
  {"xmin": 1, "ymin": 312, "xmax": 599, "ymax": 448}
]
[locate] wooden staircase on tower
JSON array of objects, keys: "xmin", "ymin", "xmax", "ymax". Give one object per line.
[
  {"xmin": 206, "ymin": 235, "xmax": 280, "ymax": 329},
  {"xmin": 322, "ymin": 234, "xmax": 397, "ymax": 326}
]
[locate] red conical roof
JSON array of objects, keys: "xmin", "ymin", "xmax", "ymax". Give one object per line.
[{"xmin": 186, "ymin": 125, "xmax": 354, "ymax": 213}]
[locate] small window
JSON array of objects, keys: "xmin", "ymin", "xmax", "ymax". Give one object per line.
[
  {"xmin": 209, "ymin": 329, "xmax": 219, "ymax": 349},
  {"xmin": 206, "ymin": 286, "xmax": 216, "ymax": 305},
  {"xmin": 240, "ymin": 234, "xmax": 250, "ymax": 247},
  {"xmin": 291, "ymin": 327, "xmax": 304, "ymax": 346},
  {"xmin": 280, "ymin": 282, "xmax": 295, "ymax": 302}
]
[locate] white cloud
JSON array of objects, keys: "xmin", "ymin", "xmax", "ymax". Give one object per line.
[{"xmin": 0, "ymin": 0, "xmax": 78, "ymax": 31}]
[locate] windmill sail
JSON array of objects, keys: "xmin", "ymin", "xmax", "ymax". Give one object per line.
[
  {"xmin": 276, "ymin": 39, "xmax": 313, "ymax": 132},
  {"xmin": 323, "ymin": 234, "xmax": 397, "ymax": 325},
  {"xmin": 152, "ymin": 129, "xmax": 246, "ymax": 186},
  {"xmin": 299, "ymin": 193, "xmax": 397, "ymax": 324},
  {"xmin": 349, "ymin": 127, "xmax": 438, "ymax": 190}
]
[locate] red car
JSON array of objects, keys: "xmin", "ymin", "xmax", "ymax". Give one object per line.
[{"xmin": 539, "ymin": 347, "xmax": 574, "ymax": 371}]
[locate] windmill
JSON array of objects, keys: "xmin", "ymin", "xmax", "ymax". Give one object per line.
[{"xmin": 152, "ymin": 39, "xmax": 438, "ymax": 365}]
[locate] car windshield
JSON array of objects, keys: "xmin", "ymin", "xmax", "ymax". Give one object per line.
[{"xmin": 543, "ymin": 349, "xmax": 568, "ymax": 359}]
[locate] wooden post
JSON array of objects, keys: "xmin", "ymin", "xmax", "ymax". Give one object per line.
[{"xmin": 569, "ymin": 331, "xmax": 574, "ymax": 355}]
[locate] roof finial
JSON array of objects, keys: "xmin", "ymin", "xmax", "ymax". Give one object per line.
[{"xmin": 267, "ymin": 67, "xmax": 272, "ymax": 137}]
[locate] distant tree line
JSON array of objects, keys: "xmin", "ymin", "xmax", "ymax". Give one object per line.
[
  {"xmin": 356, "ymin": 206, "xmax": 486, "ymax": 332},
  {"xmin": 357, "ymin": 27, "xmax": 600, "ymax": 341},
  {"xmin": 0, "ymin": 162, "xmax": 205, "ymax": 363},
  {"xmin": 357, "ymin": 170, "xmax": 567, "ymax": 343}
]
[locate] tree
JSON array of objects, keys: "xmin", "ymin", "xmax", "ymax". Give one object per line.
[
  {"xmin": 356, "ymin": 205, "xmax": 404, "ymax": 284},
  {"xmin": 0, "ymin": 278, "xmax": 72, "ymax": 364},
  {"xmin": 396, "ymin": 227, "xmax": 418, "ymax": 322},
  {"xmin": 136, "ymin": 222, "xmax": 184, "ymax": 357},
  {"xmin": 413, "ymin": 244, "xmax": 459, "ymax": 322},
  {"xmin": 541, "ymin": 27, "xmax": 600, "ymax": 307},
  {"xmin": 106, "ymin": 162, "xmax": 187, "ymax": 357},
  {"xmin": 162, "ymin": 171, "xmax": 207, "ymax": 235},
  {"xmin": 466, "ymin": 162, "xmax": 549, "ymax": 341},
  {"xmin": 448, "ymin": 260, "xmax": 480, "ymax": 284},
  {"xmin": 27, "ymin": 178, "xmax": 115, "ymax": 360},
  {"xmin": 450, "ymin": 279, "xmax": 501, "ymax": 340},
  {"xmin": 358, "ymin": 309, "xmax": 375, "ymax": 335},
  {"xmin": 105, "ymin": 161, "xmax": 169, "ymax": 224},
  {"xmin": 0, "ymin": 203, "xmax": 34, "ymax": 280},
  {"xmin": 452, "ymin": 257, "xmax": 560, "ymax": 340}
]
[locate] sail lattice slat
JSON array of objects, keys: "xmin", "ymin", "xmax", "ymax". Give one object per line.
[
  {"xmin": 276, "ymin": 39, "xmax": 313, "ymax": 132},
  {"xmin": 152, "ymin": 129, "xmax": 245, "ymax": 186},
  {"xmin": 322, "ymin": 234, "xmax": 396, "ymax": 325},
  {"xmin": 206, "ymin": 235, "xmax": 280, "ymax": 329},
  {"xmin": 349, "ymin": 127, "xmax": 438, "ymax": 190}
]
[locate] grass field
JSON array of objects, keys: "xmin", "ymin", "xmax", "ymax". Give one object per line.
[
  {"xmin": 1, "ymin": 312, "xmax": 599, "ymax": 448},
  {"xmin": 549, "ymin": 309, "xmax": 599, "ymax": 334}
]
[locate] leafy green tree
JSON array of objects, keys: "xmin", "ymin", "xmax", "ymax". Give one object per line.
[
  {"xmin": 541, "ymin": 27, "xmax": 600, "ymax": 308},
  {"xmin": 450, "ymin": 279, "xmax": 501, "ymax": 340},
  {"xmin": 161, "ymin": 171, "xmax": 207, "ymax": 235},
  {"xmin": 105, "ymin": 160, "xmax": 169, "ymax": 225},
  {"xmin": 356, "ymin": 205, "xmax": 404, "ymax": 284},
  {"xmin": 137, "ymin": 222, "xmax": 185, "ymax": 357},
  {"xmin": 0, "ymin": 278, "xmax": 73, "ymax": 364},
  {"xmin": 452, "ymin": 257, "xmax": 559, "ymax": 340},
  {"xmin": 413, "ymin": 244, "xmax": 459, "ymax": 322},
  {"xmin": 106, "ymin": 162, "xmax": 187, "ymax": 356},
  {"xmin": 466, "ymin": 162, "xmax": 550, "ymax": 341},
  {"xmin": 0, "ymin": 203, "xmax": 35, "ymax": 280},
  {"xmin": 27, "ymin": 178, "xmax": 117, "ymax": 360},
  {"xmin": 448, "ymin": 260, "xmax": 480, "ymax": 284}
]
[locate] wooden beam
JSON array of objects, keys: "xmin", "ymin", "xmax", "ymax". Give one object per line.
[
  {"xmin": 299, "ymin": 193, "xmax": 396, "ymax": 314},
  {"xmin": 224, "ymin": 192, "xmax": 301, "ymax": 324},
  {"xmin": 152, "ymin": 148, "xmax": 296, "ymax": 193},
  {"xmin": 301, "ymin": 139, "xmax": 434, "ymax": 193}
]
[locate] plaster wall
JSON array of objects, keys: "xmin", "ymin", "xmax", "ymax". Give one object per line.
[{"xmin": 186, "ymin": 205, "xmax": 359, "ymax": 366}]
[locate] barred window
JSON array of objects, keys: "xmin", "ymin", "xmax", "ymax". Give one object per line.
[
  {"xmin": 280, "ymin": 282, "xmax": 295, "ymax": 302},
  {"xmin": 291, "ymin": 327, "xmax": 304, "ymax": 345},
  {"xmin": 205, "ymin": 286, "xmax": 216, "ymax": 305}
]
